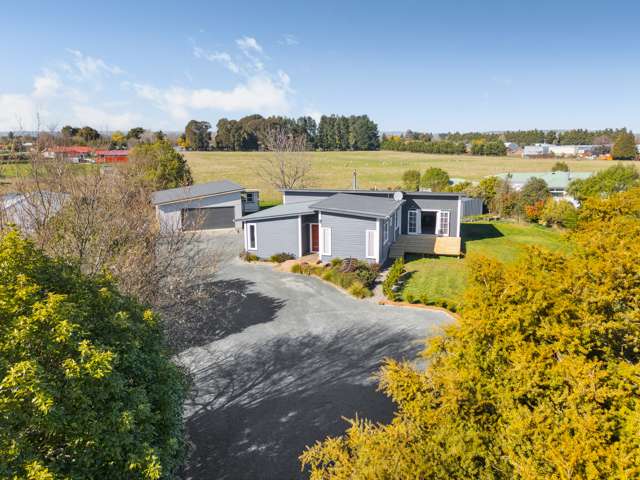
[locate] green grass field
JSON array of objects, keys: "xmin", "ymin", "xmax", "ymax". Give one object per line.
[
  {"xmin": 401, "ymin": 221, "xmax": 569, "ymax": 307},
  {"xmin": 185, "ymin": 150, "xmax": 615, "ymax": 202}
]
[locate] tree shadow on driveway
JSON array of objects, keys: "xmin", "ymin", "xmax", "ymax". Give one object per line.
[
  {"xmin": 162, "ymin": 278, "xmax": 286, "ymax": 354},
  {"xmin": 181, "ymin": 323, "xmax": 424, "ymax": 480}
]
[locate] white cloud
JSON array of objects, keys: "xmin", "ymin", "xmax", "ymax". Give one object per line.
[
  {"xmin": 236, "ymin": 36, "xmax": 262, "ymax": 53},
  {"xmin": 64, "ymin": 49, "xmax": 124, "ymax": 81},
  {"xmin": 71, "ymin": 104, "xmax": 140, "ymax": 130},
  {"xmin": 193, "ymin": 46, "xmax": 240, "ymax": 73},
  {"xmin": 132, "ymin": 73, "xmax": 291, "ymax": 120},
  {"xmin": 280, "ymin": 34, "xmax": 299, "ymax": 46},
  {"xmin": 0, "ymin": 94, "xmax": 38, "ymax": 131},
  {"xmin": 33, "ymin": 69, "xmax": 61, "ymax": 98}
]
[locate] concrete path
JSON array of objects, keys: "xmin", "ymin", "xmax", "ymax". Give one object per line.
[{"xmin": 176, "ymin": 258, "xmax": 453, "ymax": 480}]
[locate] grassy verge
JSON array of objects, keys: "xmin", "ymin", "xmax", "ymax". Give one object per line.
[{"xmin": 401, "ymin": 221, "xmax": 569, "ymax": 308}]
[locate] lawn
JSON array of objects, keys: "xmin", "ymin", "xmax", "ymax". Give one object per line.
[
  {"xmin": 401, "ymin": 221, "xmax": 569, "ymax": 307},
  {"xmin": 185, "ymin": 151, "xmax": 614, "ymax": 203}
]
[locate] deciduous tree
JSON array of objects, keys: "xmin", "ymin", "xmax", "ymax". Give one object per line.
[{"xmin": 420, "ymin": 167, "xmax": 450, "ymax": 191}]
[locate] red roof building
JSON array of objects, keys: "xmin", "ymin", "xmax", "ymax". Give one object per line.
[{"xmin": 94, "ymin": 150, "xmax": 129, "ymax": 163}]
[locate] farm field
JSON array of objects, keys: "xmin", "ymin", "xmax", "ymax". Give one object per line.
[
  {"xmin": 185, "ymin": 150, "xmax": 616, "ymax": 202},
  {"xmin": 401, "ymin": 221, "xmax": 569, "ymax": 308}
]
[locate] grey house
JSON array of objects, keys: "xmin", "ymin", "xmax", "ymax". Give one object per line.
[
  {"xmin": 152, "ymin": 180, "xmax": 259, "ymax": 231},
  {"xmin": 237, "ymin": 188, "xmax": 464, "ymax": 263}
]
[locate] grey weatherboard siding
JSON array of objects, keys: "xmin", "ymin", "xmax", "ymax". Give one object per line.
[
  {"xmin": 401, "ymin": 195, "xmax": 460, "ymax": 236},
  {"xmin": 156, "ymin": 191, "xmax": 243, "ymax": 231},
  {"xmin": 319, "ymin": 212, "xmax": 378, "ymax": 263},
  {"xmin": 248, "ymin": 216, "xmax": 299, "ymax": 259}
]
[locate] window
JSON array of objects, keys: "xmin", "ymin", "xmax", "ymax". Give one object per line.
[
  {"xmin": 437, "ymin": 211, "xmax": 450, "ymax": 236},
  {"xmin": 408, "ymin": 210, "xmax": 417, "ymax": 234},
  {"xmin": 383, "ymin": 220, "xmax": 389, "ymax": 244},
  {"xmin": 246, "ymin": 192, "xmax": 256, "ymax": 202},
  {"xmin": 247, "ymin": 223, "xmax": 257, "ymax": 250},
  {"xmin": 365, "ymin": 229, "xmax": 377, "ymax": 259},
  {"xmin": 320, "ymin": 227, "xmax": 332, "ymax": 255}
]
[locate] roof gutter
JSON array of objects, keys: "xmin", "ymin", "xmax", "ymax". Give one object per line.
[{"xmin": 152, "ymin": 188, "xmax": 245, "ymax": 206}]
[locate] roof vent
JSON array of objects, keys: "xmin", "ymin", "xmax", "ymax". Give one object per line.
[{"xmin": 393, "ymin": 191, "xmax": 404, "ymax": 201}]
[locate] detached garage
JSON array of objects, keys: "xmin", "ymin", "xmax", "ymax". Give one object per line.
[{"xmin": 152, "ymin": 180, "xmax": 250, "ymax": 232}]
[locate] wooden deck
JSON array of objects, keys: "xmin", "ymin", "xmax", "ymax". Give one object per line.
[{"xmin": 389, "ymin": 235, "xmax": 461, "ymax": 258}]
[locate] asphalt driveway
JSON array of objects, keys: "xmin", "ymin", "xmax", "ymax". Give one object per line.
[{"xmin": 175, "ymin": 257, "xmax": 453, "ymax": 480}]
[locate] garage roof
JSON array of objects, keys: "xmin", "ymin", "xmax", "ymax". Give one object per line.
[
  {"xmin": 237, "ymin": 201, "xmax": 316, "ymax": 221},
  {"xmin": 310, "ymin": 193, "xmax": 402, "ymax": 218},
  {"xmin": 152, "ymin": 180, "xmax": 244, "ymax": 205}
]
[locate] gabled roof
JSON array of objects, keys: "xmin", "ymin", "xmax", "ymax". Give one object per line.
[
  {"xmin": 310, "ymin": 193, "xmax": 402, "ymax": 218},
  {"xmin": 152, "ymin": 180, "xmax": 244, "ymax": 205},
  {"xmin": 237, "ymin": 201, "xmax": 316, "ymax": 221}
]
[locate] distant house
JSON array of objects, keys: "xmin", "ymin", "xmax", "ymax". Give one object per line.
[
  {"xmin": 504, "ymin": 142, "xmax": 519, "ymax": 152},
  {"xmin": 523, "ymin": 144, "xmax": 550, "ymax": 157},
  {"xmin": 44, "ymin": 146, "xmax": 93, "ymax": 163},
  {"xmin": 152, "ymin": 180, "xmax": 259, "ymax": 232},
  {"xmin": 95, "ymin": 150, "xmax": 129, "ymax": 163},
  {"xmin": 1, "ymin": 192, "xmax": 67, "ymax": 232},
  {"xmin": 494, "ymin": 171, "xmax": 593, "ymax": 204},
  {"xmin": 237, "ymin": 188, "xmax": 466, "ymax": 262}
]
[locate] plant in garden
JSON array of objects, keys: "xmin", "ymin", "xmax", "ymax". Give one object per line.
[
  {"xmin": 551, "ymin": 161, "xmax": 569, "ymax": 172},
  {"xmin": 401, "ymin": 169, "xmax": 421, "ymax": 191},
  {"xmin": 301, "ymin": 188, "xmax": 640, "ymax": 479},
  {"xmin": 0, "ymin": 231, "xmax": 186, "ymax": 479},
  {"xmin": 540, "ymin": 199, "xmax": 578, "ymax": 228},
  {"xmin": 421, "ymin": 168, "xmax": 450, "ymax": 191},
  {"xmin": 382, "ymin": 257, "xmax": 405, "ymax": 300}
]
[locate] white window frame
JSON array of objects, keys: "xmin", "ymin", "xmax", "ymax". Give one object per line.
[
  {"xmin": 407, "ymin": 210, "xmax": 418, "ymax": 234},
  {"xmin": 247, "ymin": 223, "xmax": 257, "ymax": 250},
  {"xmin": 320, "ymin": 227, "xmax": 331, "ymax": 256},
  {"xmin": 246, "ymin": 192, "xmax": 256, "ymax": 202},
  {"xmin": 365, "ymin": 229, "xmax": 377, "ymax": 259},
  {"xmin": 437, "ymin": 211, "xmax": 450, "ymax": 236}
]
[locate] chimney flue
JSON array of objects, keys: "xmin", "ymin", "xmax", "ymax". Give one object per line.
[{"xmin": 352, "ymin": 170, "xmax": 357, "ymax": 190}]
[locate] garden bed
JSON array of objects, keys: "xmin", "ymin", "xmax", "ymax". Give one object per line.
[{"xmin": 290, "ymin": 258, "xmax": 379, "ymax": 299}]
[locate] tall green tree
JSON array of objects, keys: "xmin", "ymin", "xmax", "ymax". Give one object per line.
[
  {"xmin": 129, "ymin": 140, "xmax": 193, "ymax": 189},
  {"xmin": 127, "ymin": 127, "xmax": 145, "ymax": 140},
  {"xmin": 77, "ymin": 126, "xmax": 100, "ymax": 142},
  {"xmin": 611, "ymin": 130, "xmax": 637, "ymax": 160},
  {"xmin": 0, "ymin": 231, "xmax": 187, "ymax": 479},
  {"xmin": 401, "ymin": 169, "xmax": 421, "ymax": 191},
  {"xmin": 421, "ymin": 167, "xmax": 450, "ymax": 191},
  {"xmin": 184, "ymin": 120, "xmax": 211, "ymax": 151},
  {"xmin": 302, "ymin": 188, "xmax": 640, "ymax": 479}
]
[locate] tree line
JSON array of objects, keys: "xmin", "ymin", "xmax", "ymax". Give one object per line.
[
  {"xmin": 440, "ymin": 127, "xmax": 633, "ymax": 146},
  {"xmin": 178, "ymin": 114, "xmax": 380, "ymax": 152}
]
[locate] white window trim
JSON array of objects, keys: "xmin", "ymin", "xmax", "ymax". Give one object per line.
[
  {"xmin": 297, "ymin": 216, "xmax": 302, "ymax": 257},
  {"xmin": 365, "ymin": 229, "xmax": 377, "ymax": 259},
  {"xmin": 407, "ymin": 209, "xmax": 418, "ymax": 235},
  {"xmin": 247, "ymin": 223, "xmax": 257, "ymax": 250},
  {"xmin": 437, "ymin": 211, "xmax": 450, "ymax": 236},
  {"xmin": 246, "ymin": 192, "xmax": 255, "ymax": 202},
  {"xmin": 456, "ymin": 197, "xmax": 462, "ymax": 237},
  {"xmin": 320, "ymin": 226, "xmax": 331, "ymax": 256}
]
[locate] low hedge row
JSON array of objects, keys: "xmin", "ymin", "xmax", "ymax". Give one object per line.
[{"xmin": 291, "ymin": 258, "xmax": 377, "ymax": 299}]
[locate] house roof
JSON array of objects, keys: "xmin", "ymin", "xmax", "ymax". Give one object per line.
[
  {"xmin": 152, "ymin": 180, "xmax": 244, "ymax": 205},
  {"xmin": 282, "ymin": 188, "xmax": 462, "ymax": 198},
  {"xmin": 95, "ymin": 149, "xmax": 129, "ymax": 156},
  {"xmin": 494, "ymin": 171, "xmax": 592, "ymax": 189},
  {"xmin": 310, "ymin": 193, "xmax": 402, "ymax": 218},
  {"xmin": 50, "ymin": 146, "xmax": 93, "ymax": 154},
  {"xmin": 237, "ymin": 201, "xmax": 316, "ymax": 221}
]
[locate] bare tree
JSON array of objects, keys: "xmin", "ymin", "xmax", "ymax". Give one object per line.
[{"xmin": 258, "ymin": 128, "xmax": 312, "ymax": 190}]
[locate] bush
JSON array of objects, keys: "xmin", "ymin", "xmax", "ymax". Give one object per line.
[
  {"xmin": 290, "ymin": 263, "xmax": 302, "ymax": 273},
  {"xmin": 421, "ymin": 167, "xmax": 450, "ymax": 192},
  {"xmin": 354, "ymin": 262, "xmax": 380, "ymax": 288},
  {"xmin": 269, "ymin": 252, "xmax": 295, "ymax": 263},
  {"xmin": 551, "ymin": 161, "xmax": 569, "ymax": 172},
  {"xmin": 524, "ymin": 199, "xmax": 546, "ymax": 222},
  {"xmin": 402, "ymin": 169, "xmax": 421, "ymax": 191},
  {"xmin": 470, "ymin": 139, "xmax": 507, "ymax": 156},
  {"xmin": 348, "ymin": 281, "xmax": 373, "ymax": 299},
  {"xmin": 240, "ymin": 250, "xmax": 259, "ymax": 262},
  {"xmin": 0, "ymin": 231, "xmax": 186, "ymax": 479},
  {"xmin": 380, "ymin": 138, "xmax": 466, "ymax": 155},
  {"xmin": 540, "ymin": 199, "xmax": 578, "ymax": 229},
  {"xmin": 383, "ymin": 257, "xmax": 405, "ymax": 300},
  {"xmin": 330, "ymin": 257, "xmax": 343, "ymax": 267}
]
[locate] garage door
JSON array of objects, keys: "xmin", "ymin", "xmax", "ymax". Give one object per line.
[{"xmin": 181, "ymin": 207, "xmax": 235, "ymax": 231}]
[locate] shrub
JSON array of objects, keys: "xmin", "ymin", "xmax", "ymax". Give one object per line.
[
  {"xmin": 330, "ymin": 257, "xmax": 343, "ymax": 267},
  {"xmin": 524, "ymin": 200, "xmax": 546, "ymax": 223},
  {"xmin": 405, "ymin": 293, "xmax": 415, "ymax": 304},
  {"xmin": 290, "ymin": 263, "xmax": 302, "ymax": 273},
  {"xmin": 383, "ymin": 257, "xmax": 405, "ymax": 300},
  {"xmin": 402, "ymin": 169, "xmax": 421, "ymax": 191},
  {"xmin": 240, "ymin": 250, "xmax": 259, "ymax": 262},
  {"xmin": 0, "ymin": 231, "xmax": 187, "ymax": 479},
  {"xmin": 354, "ymin": 262, "xmax": 380, "ymax": 288},
  {"xmin": 551, "ymin": 161, "xmax": 569, "ymax": 172},
  {"xmin": 540, "ymin": 199, "xmax": 578, "ymax": 229},
  {"xmin": 348, "ymin": 281, "xmax": 373, "ymax": 299},
  {"xmin": 269, "ymin": 252, "xmax": 295, "ymax": 263},
  {"xmin": 421, "ymin": 167, "xmax": 450, "ymax": 192}
]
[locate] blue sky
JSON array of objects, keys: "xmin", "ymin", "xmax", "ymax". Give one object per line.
[{"xmin": 2, "ymin": 0, "xmax": 639, "ymax": 132}]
